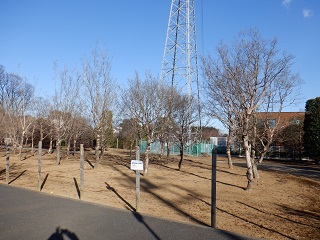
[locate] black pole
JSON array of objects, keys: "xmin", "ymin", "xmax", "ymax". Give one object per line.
[{"xmin": 211, "ymin": 148, "xmax": 217, "ymax": 228}]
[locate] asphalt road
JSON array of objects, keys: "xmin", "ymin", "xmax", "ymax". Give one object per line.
[
  {"xmin": 233, "ymin": 160, "xmax": 320, "ymax": 181},
  {"xmin": 0, "ymin": 184, "xmax": 260, "ymax": 240}
]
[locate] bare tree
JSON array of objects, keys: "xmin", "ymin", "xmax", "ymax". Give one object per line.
[
  {"xmin": 202, "ymin": 29, "xmax": 301, "ymax": 190},
  {"xmin": 121, "ymin": 71, "xmax": 164, "ymax": 175},
  {"xmin": 82, "ymin": 46, "xmax": 116, "ymax": 168},
  {"xmin": 52, "ymin": 66, "xmax": 80, "ymax": 165},
  {"xmin": 202, "ymin": 56, "xmax": 237, "ymax": 169},
  {"xmin": 17, "ymin": 78, "xmax": 34, "ymax": 160},
  {"xmin": 0, "ymin": 67, "xmax": 34, "ymax": 156},
  {"xmin": 170, "ymin": 92, "xmax": 198, "ymax": 170}
]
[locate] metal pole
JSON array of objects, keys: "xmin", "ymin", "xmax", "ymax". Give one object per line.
[
  {"xmin": 211, "ymin": 149, "xmax": 217, "ymax": 228},
  {"xmin": 135, "ymin": 146, "xmax": 140, "ymax": 212}
]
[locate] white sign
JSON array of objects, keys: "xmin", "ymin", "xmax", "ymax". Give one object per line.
[{"xmin": 130, "ymin": 160, "xmax": 144, "ymax": 171}]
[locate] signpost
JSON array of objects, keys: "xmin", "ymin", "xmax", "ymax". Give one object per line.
[{"xmin": 131, "ymin": 146, "xmax": 143, "ymax": 212}]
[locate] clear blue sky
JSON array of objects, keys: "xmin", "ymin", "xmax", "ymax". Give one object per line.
[{"xmin": 1, "ymin": 0, "xmax": 319, "ymax": 114}]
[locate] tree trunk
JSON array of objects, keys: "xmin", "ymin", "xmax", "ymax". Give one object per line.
[
  {"xmin": 31, "ymin": 128, "xmax": 35, "ymax": 155},
  {"xmin": 66, "ymin": 139, "xmax": 71, "ymax": 157},
  {"xmin": 95, "ymin": 133, "xmax": 101, "ymax": 169},
  {"xmin": 143, "ymin": 134, "xmax": 151, "ymax": 176},
  {"xmin": 19, "ymin": 132, "xmax": 24, "ymax": 161},
  {"xmin": 243, "ymin": 134, "xmax": 254, "ymax": 191},
  {"xmin": 56, "ymin": 139, "xmax": 61, "ymax": 165},
  {"xmin": 226, "ymin": 127, "xmax": 233, "ymax": 169},
  {"xmin": 166, "ymin": 141, "xmax": 171, "ymax": 161},
  {"xmin": 48, "ymin": 135, "xmax": 53, "ymax": 154},
  {"xmin": 73, "ymin": 139, "xmax": 77, "ymax": 156},
  {"xmin": 178, "ymin": 140, "xmax": 184, "ymax": 170}
]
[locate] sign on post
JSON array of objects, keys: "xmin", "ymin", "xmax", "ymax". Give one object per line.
[
  {"xmin": 131, "ymin": 159, "xmax": 143, "ymax": 212},
  {"xmin": 130, "ymin": 160, "xmax": 144, "ymax": 171}
]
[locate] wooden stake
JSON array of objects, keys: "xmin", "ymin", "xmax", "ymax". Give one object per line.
[
  {"xmin": 38, "ymin": 141, "xmax": 42, "ymax": 191},
  {"xmin": 80, "ymin": 144, "xmax": 84, "ymax": 199},
  {"xmin": 6, "ymin": 138, "xmax": 10, "ymax": 184}
]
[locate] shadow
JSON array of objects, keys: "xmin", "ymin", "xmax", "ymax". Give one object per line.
[
  {"xmin": 217, "ymin": 180, "xmax": 245, "ymax": 190},
  {"xmin": 188, "ymin": 193, "xmax": 210, "ymax": 206},
  {"xmin": 182, "ymin": 159, "xmax": 212, "ymax": 171},
  {"xmin": 73, "ymin": 178, "xmax": 81, "ymax": 199},
  {"xmin": 132, "ymin": 211, "xmax": 161, "ymax": 240},
  {"xmin": 0, "ymin": 163, "xmax": 16, "ymax": 181},
  {"xmin": 217, "ymin": 207, "xmax": 295, "ymax": 239},
  {"xmin": 238, "ymin": 201, "xmax": 320, "ymax": 230},
  {"xmin": 41, "ymin": 173, "xmax": 49, "ymax": 191},
  {"xmin": 234, "ymin": 162, "xmax": 320, "ymax": 181},
  {"xmin": 110, "ymin": 165, "xmax": 208, "ymax": 226},
  {"xmin": 8, "ymin": 170, "xmax": 27, "ymax": 184},
  {"xmin": 217, "ymin": 168, "xmax": 245, "ymax": 176},
  {"xmin": 153, "ymin": 162, "xmax": 211, "ymax": 180},
  {"xmin": 21, "ymin": 154, "xmax": 34, "ymax": 161},
  {"xmin": 48, "ymin": 226, "xmax": 79, "ymax": 240},
  {"xmin": 85, "ymin": 159, "xmax": 94, "ymax": 169},
  {"xmin": 276, "ymin": 204, "xmax": 320, "ymax": 222},
  {"xmin": 105, "ymin": 182, "xmax": 135, "ymax": 211}
]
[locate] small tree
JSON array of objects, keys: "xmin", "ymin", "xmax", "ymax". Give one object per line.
[
  {"xmin": 171, "ymin": 93, "xmax": 198, "ymax": 170},
  {"xmin": 82, "ymin": 46, "xmax": 116, "ymax": 168},
  {"xmin": 121, "ymin": 71, "xmax": 164, "ymax": 175},
  {"xmin": 304, "ymin": 97, "xmax": 320, "ymax": 164}
]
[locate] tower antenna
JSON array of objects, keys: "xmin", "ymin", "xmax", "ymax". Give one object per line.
[{"xmin": 161, "ymin": 0, "xmax": 202, "ymax": 144}]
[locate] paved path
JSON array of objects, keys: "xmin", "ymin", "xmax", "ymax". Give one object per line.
[
  {"xmin": 233, "ymin": 161, "xmax": 320, "ymax": 181},
  {"xmin": 0, "ymin": 184, "xmax": 260, "ymax": 240}
]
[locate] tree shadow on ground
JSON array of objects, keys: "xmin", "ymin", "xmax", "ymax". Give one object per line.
[
  {"xmin": 276, "ymin": 204, "xmax": 320, "ymax": 222},
  {"xmin": 217, "ymin": 168, "xmax": 245, "ymax": 177},
  {"xmin": 110, "ymin": 165, "xmax": 208, "ymax": 226},
  {"xmin": 187, "ymin": 194, "xmax": 295, "ymax": 240},
  {"xmin": 152, "ymin": 162, "xmax": 211, "ymax": 180},
  {"xmin": 217, "ymin": 180, "xmax": 245, "ymax": 190},
  {"xmin": 238, "ymin": 201, "xmax": 320, "ymax": 230}
]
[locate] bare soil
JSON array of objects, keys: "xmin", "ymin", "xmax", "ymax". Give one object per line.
[{"xmin": 1, "ymin": 148, "xmax": 319, "ymax": 239}]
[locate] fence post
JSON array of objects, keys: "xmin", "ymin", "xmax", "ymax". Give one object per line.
[
  {"xmin": 80, "ymin": 144, "xmax": 84, "ymax": 199},
  {"xmin": 6, "ymin": 138, "xmax": 10, "ymax": 184},
  {"xmin": 211, "ymin": 149, "xmax": 217, "ymax": 228},
  {"xmin": 38, "ymin": 141, "xmax": 42, "ymax": 191}
]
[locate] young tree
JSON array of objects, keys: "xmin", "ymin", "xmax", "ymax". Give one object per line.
[
  {"xmin": 121, "ymin": 71, "xmax": 164, "ymax": 175},
  {"xmin": 171, "ymin": 93, "xmax": 198, "ymax": 170},
  {"xmin": 82, "ymin": 46, "xmax": 116, "ymax": 168},
  {"xmin": 202, "ymin": 29, "xmax": 301, "ymax": 190},
  {"xmin": 304, "ymin": 97, "xmax": 320, "ymax": 164},
  {"xmin": 52, "ymin": 66, "xmax": 80, "ymax": 165}
]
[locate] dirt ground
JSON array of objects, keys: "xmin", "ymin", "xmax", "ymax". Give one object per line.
[{"xmin": 1, "ymin": 148, "xmax": 319, "ymax": 240}]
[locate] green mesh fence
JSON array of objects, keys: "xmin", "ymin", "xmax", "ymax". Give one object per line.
[{"xmin": 138, "ymin": 141, "xmax": 226, "ymax": 156}]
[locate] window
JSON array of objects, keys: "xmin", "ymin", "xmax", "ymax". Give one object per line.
[{"xmin": 267, "ymin": 119, "xmax": 276, "ymax": 128}]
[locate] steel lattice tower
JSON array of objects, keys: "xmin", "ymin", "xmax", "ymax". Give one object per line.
[
  {"xmin": 161, "ymin": 0, "xmax": 201, "ymax": 142},
  {"xmin": 161, "ymin": 0, "xmax": 199, "ymax": 97}
]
